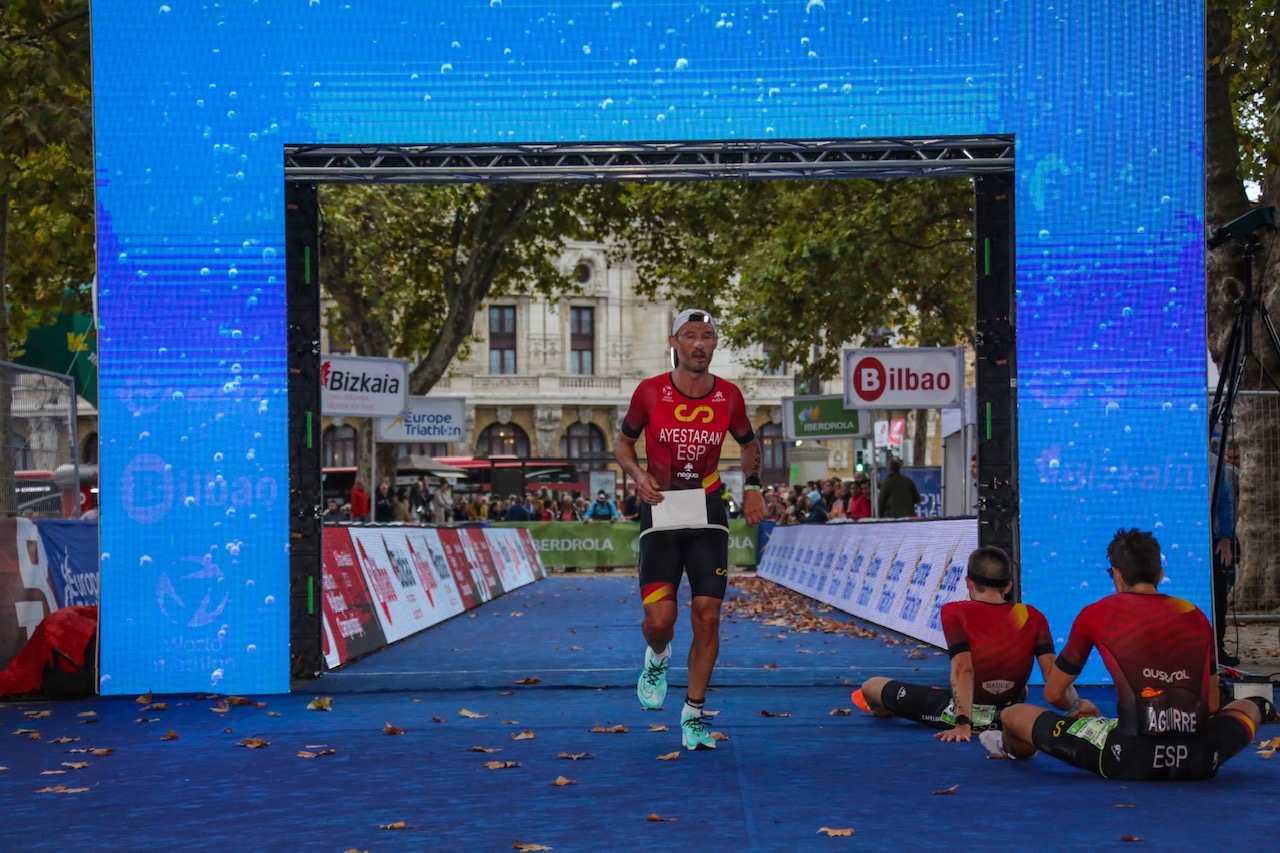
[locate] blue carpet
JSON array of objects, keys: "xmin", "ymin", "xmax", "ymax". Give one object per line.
[{"xmin": 1, "ymin": 575, "xmax": 1277, "ymax": 852}]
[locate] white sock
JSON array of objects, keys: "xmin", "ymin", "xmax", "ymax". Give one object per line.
[
  {"xmin": 683, "ymin": 697, "xmax": 705, "ymax": 719},
  {"xmin": 648, "ymin": 644, "xmax": 671, "ymax": 663}
]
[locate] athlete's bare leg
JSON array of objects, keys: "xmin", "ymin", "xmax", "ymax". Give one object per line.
[
  {"xmin": 642, "ymin": 599, "xmax": 677, "ymax": 654},
  {"xmin": 856, "ymin": 677, "xmax": 897, "ymax": 718},
  {"xmin": 997, "ymin": 703, "xmax": 1045, "ymax": 759},
  {"xmin": 686, "ymin": 596, "xmax": 721, "ymax": 701}
]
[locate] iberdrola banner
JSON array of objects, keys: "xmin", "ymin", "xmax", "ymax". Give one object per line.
[{"xmin": 493, "ymin": 521, "xmax": 759, "ymax": 570}]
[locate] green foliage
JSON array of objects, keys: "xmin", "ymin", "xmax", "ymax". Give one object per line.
[
  {"xmin": 608, "ymin": 177, "xmax": 974, "ymax": 383},
  {"xmin": 0, "ymin": 0, "xmax": 95, "ymax": 353},
  {"xmin": 1214, "ymin": 0, "xmax": 1278, "ymax": 189}
]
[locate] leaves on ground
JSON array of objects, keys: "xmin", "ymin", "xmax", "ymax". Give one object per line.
[
  {"xmin": 758, "ymin": 710, "xmax": 791, "ymax": 718},
  {"xmin": 135, "ymin": 718, "xmax": 160, "ymax": 723},
  {"xmin": 431, "ymin": 716, "xmax": 445, "ymax": 723},
  {"xmin": 725, "ymin": 577, "xmax": 888, "ymax": 641},
  {"xmin": 590, "ymin": 724, "xmax": 629, "ymax": 734},
  {"xmin": 142, "ymin": 703, "xmax": 169, "ymax": 712},
  {"xmin": 932, "ymin": 784, "xmax": 960, "ymax": 795},
  {"xmin": 1120, "ymin": 836, "xmax": 1142, "ymax": 843},
  {"xmin": 379, "ymin": 821, "xmax": 409, "ymax": 830},
  {"xmin": 23, "ymin": 710, "xmax": 52, "ymax": 719},
  {"xmin": 384, "ymin": 722, "xmax": 405, "ymax": 735},
  {"xmin": 160, "ymin": 731, "xmax": 180, "ymax": 741},
  {"xmin": 514, "ymin": 843, "xmax": 553, "ymax": 851},
  {"xmin": 210, "ymin": 701, "xmax": 230, "ymax": 714},
  {"xmin": 226, "ymin": 696, "xmax": 266, "ymax": 708},
  {"xmin": 817, "ymin": 827, "xmax": 854, "ymax": 836},
  {"xmin": 307, "ymin": 697, "xmax": 333, "ymax": 712},
  {"xmin": 484, "ymin": 760, "xmax": 521, "ymax": 770},
  {"xmin": 829, "ymin": 708, "xmax": 852, "ymax": 716},
  {"xmin": 136, "ymin": 692, "xmax": 153, "ymax": 705},
  {"xmin": 1257, "ymin": 736, "xmax": 1280, "ymax": 758},
  {"xmin": 557, "ymin": 752, "xmax": 593, "ymax": 760},
  {"xmin": 49, "ymin": 737, "xmax": 79, "ymax": 744},
  {"xmin": 297, "ymin": 749, "xmax": 337, "ymax": 758},
  {"xmin": 907, "ymin": 649, "xmax": 930, "ymax": 660},
  {"xmin": 36, "ymin": 784, "xmax": 90, "ymax": 794},
  {"xmin": 515, "ymin": 677, "xmax": 541, "ymax": 685},
  {"xmin": 459, "ymin": 709, "xmax": 487, "ymax": 719},
  {"xmin": 238, "ymin": 737, "xmax": 270, "ymax": 749},
  {"xmin": 656, "ymin": 752, "xmax": 680, "ymax": 761},
  {"xmin": 551, "ymin": 776, "xmax": 577, "ymax": 786},
  {"xmin": 511, "ymin": 730, "xmax": 536, "ymax": 740},
  {"xmin": 61, "ymin": 762, "xmax": 89, "ymax": 770},
  {"xmin": 76, "ymin": 712, "xmax": 97, "ymax": 718},
  {"xmin": 710, "ymin": 732, "xmax": 731, "ymax": 742},
  {"xmin": 469, "ymin": 746, "xmax": 501, "ymax": 753},
  {"xmin": 645, "ymin": 814, "xmax": 677, "ymax": 822},
  {"xmin": 65, "ymin": 748, "xmax": 112, "ymax": 756},
  {"xmin": 649, "ymin": 724, "xmax": 669, "ymax": 732}
]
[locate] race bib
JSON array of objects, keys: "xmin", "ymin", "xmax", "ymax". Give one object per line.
[
  {"xmin": 650, "ymin": 489, "xmax": 709, "ymax": 531},
  {"xmin": 942, "ymin": 702, "xmax": 998, "ymax": 730},
  {"xmin": 1066, "ymin": 716, "xmax": 1119, "ymax": 750}
]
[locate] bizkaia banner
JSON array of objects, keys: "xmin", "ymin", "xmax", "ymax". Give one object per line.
[
  {"xmin": 320, "ymin": 354, "xmax": 409, "ymax": 418},
  {"xmin": 842, "ymin": 347, "xmax": 965, "ymax": 410},
  {"xmin": 321, "ymin": 525, "xmax": 547, "ymax": 669}
]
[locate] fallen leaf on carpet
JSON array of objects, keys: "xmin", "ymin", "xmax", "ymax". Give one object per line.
[
  {"xmin": 1113, "ymin": 803, "xmax": 1134, "ymax": 808},
  {"xmin": 24, "ymin": 710, "xmax": 52, "ymax": 719},
  {"xmin": 297, "ymin": 749, "xmax": 336, "ymax": 758},
  {"xmin": 307, "ymin": 697, "xmax": 332, "ymax": 712},
  {"xmin": 512, "ymin": 730, "xmax": 536, "ymax": 740},
  {"xmin": 379, "ymin": 822, "xmax": 409, "ymax": 830},
  {"xmin": 656, "ymin": 752, "xmax": 680, "ymax": 761},
  {"xmin": 513, "ymin": 843, "xmax": 553, "ymax": 851},
  {"xmin": 267, "ymin": 711, "xmax": 281, "ymax": 717},
  {"xmin": 459, "ymin": 709, "xmax": 487, "ymax": 719},
  {"xmin": 210, "ymin": 701, "xmax": 230, "ymax": 714},
  {"xmin": 238, "ymin": 737, "xmax": 269, "ymax": 749},
  {"xmin": 515, "ymin": 677, "xmax": 541, "ymax": 685},
  {"xmin": 645, "ymin": 814, "xmax": 677, "ymax": 822},
  {"xmin": 49, "ymin": 737, "xmax": 78, "ymax": 744},
  {"xmin": 384, "ymin": 723, "xmax": 405, "ymax": 735},
  {"xmin": 135, "ymin": 718, "xmax": 160, "ymax": 723},
  {"xmin": 816, "ymin": 827, "xmax": 854, "ymax": 836},
  {"xmin": 76, "ymin": 712, "xmax": 97, "ymax": 718},
  {"xmin": 932, "ymin": 784, "xmax": 960, "ymax": 795},
  {"xmin": 36, "ymin": 784, "xmax": 89, "ymax": 794},
  {"xmin": 61, "ymin": 762, "xmax": 89, "ymax": 770},
  {"xmin": 711, "ymin": 732, "xmax": 731, "ymax": 742},
  {"xmin": 484, "ymin": 761, "xmax": 521, "ymax": 769},
  {"xmin": 469, "ymin": 746, "xmax": 501, "ymax": 753},
  {"xmin": 226, "ymin": 696, "xmax": 266, "ymax": 708},
  {"xmin": 829, "ymin": 708, "xmax": 852, "ymax": 716},
  {"xmin": 136, "ymin": 692, "xmax": 153, "ymax": 704},
  {"xmin": 431, "ymin": 716, "xmax": 445, "ymax": 723},
  {"xmin": 40, "ymin": 770, "xmax": 66, "ymax": 775},
  {"xmin": 590, "ymin": 724, "xmax": 629, "ymax": 734},
  {"xmin": 557, "ymin": 752, "xmax": 593, "ymax": 760},
  {"xmin": 552, "ymin": 776, "xmax": 577, "ymax": 786},
  {"xmin": 1120, "ymin": 836, "xmax": 1142, "ymax": 842},
  {"xmin": 758, "ymin": 710, "xmax": 791, "ymax": 718}
]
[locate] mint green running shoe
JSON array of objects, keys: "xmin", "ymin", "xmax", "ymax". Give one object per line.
[
  {"xmin": 637, "ymin": 647, "xmax": 670, "ymax": 710},
  {"xmin": 680, "ymin": 709, "xmax": 716, "ymax": 750}
]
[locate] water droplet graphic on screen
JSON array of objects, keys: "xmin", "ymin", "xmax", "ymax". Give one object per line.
[
  {"xmin": 246, "ymin": 644, "xmax": 257, "ymax": 653},
  {"xmin": 200, "ymin": 267, "xmax": 210, "ymax": 276},
  {"xmin": 140, "ymin": 555, "xmax": 152, "ymax": 566},
  {"xmin": 1121, "ymin": 306, "xmax": 1133, "ymax": 318},
  {"xmin": 264, "ymin": 595, "xmax": 276, "ymax": 605},
  {"xmin": 1105, "ymin": 401, "xmax": 1119, "ymax": 415},
  {"xmin": 1038, "ymin": 229, "xmax": 1050, "ymax": 239},
  {"xmin": 806, "ymin": 0, "xmax": 825, "ymax": 11},
  {"xmin": 440, "ymin": 63, "xmax": 453, "ymax": 73},
  {"xmin": 184, "ymin": 496, "xmax": 196, "ymax": 507},
  {"xmin": 118, "ymin": 252, "xmax": 128, "ymax": 263}
]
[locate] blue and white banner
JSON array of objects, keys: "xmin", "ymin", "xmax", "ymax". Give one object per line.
[
  {"xmin": 37, "ymin": 520, "xmax": 100, "ymax": 609},
  {"xmin": 758, "ymin": 519, "xmax": 977, "ymax": 649}
]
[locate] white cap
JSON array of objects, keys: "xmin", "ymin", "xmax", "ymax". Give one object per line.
[{"xmin": 672, "ymin": 308, "xmax": 717, "ymax": 336}]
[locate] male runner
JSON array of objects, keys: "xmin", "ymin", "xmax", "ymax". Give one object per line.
[
  {"xmin": 853, "ymin": 546, "xmax": 1096, "ymax": 740},
  {"xmin": 615, "ymin": 309, "xmax": 766, "ymax": 750},
  {"xmin": 994, "ymin": 528, "xmax": 1270, "ymax": 779}
]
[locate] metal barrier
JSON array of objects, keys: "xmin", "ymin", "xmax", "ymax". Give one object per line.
[{"xmin": 0, "ymin": 362, "xmax": 79, "ymax": 519}]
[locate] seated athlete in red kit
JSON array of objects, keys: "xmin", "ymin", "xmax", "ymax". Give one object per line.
[
  {"xmin": 854, "ymin": 546, "xmax": 1095, "ymax": 740},
  {"xmin": 993, "ymin": 528, "xmax": 1271, "ymax": 779}
]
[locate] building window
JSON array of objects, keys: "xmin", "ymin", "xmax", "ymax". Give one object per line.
[
  {"xmin": 477, "ymin": 422, "xmax": 530, "ymax": 458},
  {"xmin": 397, "ymin": 442, "xmax": 449, "ymax": 459},
  {"xmin": 559, "ymin": 422, "xmax": 607, "ymax": 461},
  {"xmin": 9, "ymin": 435, "xmax": 33, "ymax": 471},
  {"xmin": 573, "ymin": 261, "xmax": 594, "ymax": 284},
  {"xmin": 758, "ymin": 422, "xmax": 788, "ymax": 486},
  {"xmin": 81, "ymin": 432, "xmax": 99, "ymax": 465},
  {"xmin": 489, "ymin": 305, "xmax": 517, "ymax": 374},
  {"xmin": 323, "ymin": 424, "xmax": 358, "ymax": 467},
  {"xmin": 761, "ymin": 342, "xmax": 788, "ymax": 376},
  {"xmin": 570, "ymin": 306, "xmax": 594, "ymax": 376}
]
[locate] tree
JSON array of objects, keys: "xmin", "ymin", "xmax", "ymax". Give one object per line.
[
  {"xmin": 1206, "ymin": 0, "xmax": 1279, "ymax": 608},
  {"xmin": 0, "ymin": 0, "xmax": 94, "ymax": 512},
  {"xmin": 607, "ymin": 176, "xmax": 974, "ymax": 464},
  {"xmin": 319, "ymin": 181, "xmax": 619, "ymax": 480}
]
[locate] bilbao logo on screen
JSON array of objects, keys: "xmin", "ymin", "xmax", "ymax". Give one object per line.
[{"xmin": 122, "ymin": 453, "xmax": 279, "ymax": 524}]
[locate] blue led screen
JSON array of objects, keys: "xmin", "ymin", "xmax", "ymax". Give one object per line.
[{"xmin": 91, "ymin": 1, "xmax": 1207, "ymax": 692}]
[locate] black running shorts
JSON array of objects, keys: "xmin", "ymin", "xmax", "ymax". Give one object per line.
[
  {"xmin": 1030, "ymin": 710, "xmax": 1255, "ymax": 780},
  {"xmin": 638, "ymin": 526, "xmax": 730, "ymax": 601}
]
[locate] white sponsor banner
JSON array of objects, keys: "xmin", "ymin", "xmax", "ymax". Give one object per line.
[
  {"xmin": 843, "ymin": 347, "xmax": 964, "ymax": 409},
  {"xmin": 321, "ymin": 354, "xmax": 409, "ymax": 417},
  {"xmin": 375, "ymin": 396, "xmax": 465, "ymax": 443},
  {"xmin": 349, "ymin": 527, "xmax": 465, "ymax": 643},
  {"xmin": 758, "ymin": 518, "xmax": 977, "ymax": 648}
]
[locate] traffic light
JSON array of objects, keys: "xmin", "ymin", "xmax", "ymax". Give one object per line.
[{"xmin": 855, "ymin": 449, "xmax": 865, "ymax": 473}]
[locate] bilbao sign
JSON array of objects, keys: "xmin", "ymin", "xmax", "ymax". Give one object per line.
[
  {"xmin": 843, "ymin": 347, "xmax": 964, "ymax": 409},
  {"xmin": 321, "ymin": 355, "xmax": 409, "ymax": 417}
]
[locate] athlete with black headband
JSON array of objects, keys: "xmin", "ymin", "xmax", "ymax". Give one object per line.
[
  {"xmin": 852, "ymin": 546, "xmax": 1094, "ymax": 740},
  {"xmin": 615, "ymin": 308, "xmax": 767, "ymax": 750},
  {"xmin": 993, "ymin": 528, "xmax": 1271, "ymax": 779}
]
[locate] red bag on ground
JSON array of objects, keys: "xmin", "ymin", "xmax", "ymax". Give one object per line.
[{"xmin": 0, "ymin": 605, "xmax": 97, "ymax": 698}]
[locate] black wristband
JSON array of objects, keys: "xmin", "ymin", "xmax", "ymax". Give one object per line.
[
  {"xmin": 953, "ymin": 715, "xmax": 971, "ymax": 727},
  {"xmin": 745, "ymin": 475, "xmax": 761, "ymax": 487}
]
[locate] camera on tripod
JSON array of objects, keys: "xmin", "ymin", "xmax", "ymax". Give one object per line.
[{"xmin": 1207, "ymin": 206, "xmax": 1276, "ymax": 250}]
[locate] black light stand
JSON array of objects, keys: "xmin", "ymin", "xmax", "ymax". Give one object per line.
[{"xmin": 1208, "ymin": 207, "xmax": 1278, "ymax": 522}]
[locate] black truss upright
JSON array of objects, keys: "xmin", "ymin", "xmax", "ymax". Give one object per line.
[
  {"xmin": 286, "ymin": 182, "xmax": 324, "ymax": 681},
  {"xmin": 973, "ymin": 174, "xmax": 1018, "ymax": 584}
]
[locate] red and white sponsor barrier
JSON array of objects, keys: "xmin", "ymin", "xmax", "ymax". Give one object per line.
[
  {"xmin": 757, "ymin": 519, "xmax": 977, "ymax": 648},
  {"xmin": 321, "ymin": 525, "xmax": 546, "ymax": 669}
]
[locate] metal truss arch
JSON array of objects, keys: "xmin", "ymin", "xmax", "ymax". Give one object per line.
[{"xmin": 284, "ymin": 137, "xmax": 1015, "ymax": 184}]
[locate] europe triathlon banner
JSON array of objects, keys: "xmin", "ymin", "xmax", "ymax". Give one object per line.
[
  {"xmin": 493, "ymin": 520, "xmax": 759, "ymax": 570},
  {"xmin": 0, "ymin": 518, "xmax": 57, "ymax": 672},
  {"xmin": 758, "ymin": 519, "xmax": 977, "ymax": 649},
  {"xmin": 37, "ymin": 520, "xmax": 100, "ymax": 609},
  {"xmin": 321, "ymin": 525, "xmax": 546, "ymax": 669}
]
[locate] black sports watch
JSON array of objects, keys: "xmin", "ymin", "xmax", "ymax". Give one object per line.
[{"xmin": 954, "ymin": 714, "xmax": 972, "ymax": 727}]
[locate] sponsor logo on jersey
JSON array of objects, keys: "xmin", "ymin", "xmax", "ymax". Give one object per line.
[
  {"xmin": 983, "ymin": 679, "xmax": 1015, "ymax": 694},
  {"xmin": 674, "ymin": 404, "xmax": 714, "ymax": 423}
]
